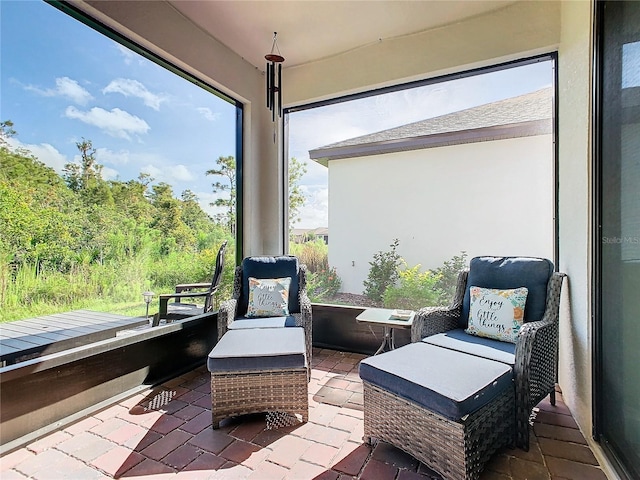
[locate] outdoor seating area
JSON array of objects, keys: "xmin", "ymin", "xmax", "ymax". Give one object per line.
[
  {"xmin": 217, "ymin": 255, "xmax": 314, "ymax": 367},
  {"xmin": 0, "ymin": 347, "xmax": 605, "ymax": 479},
  {"xmin": 358, "ymin": 256, "xmax": 565, "ymax": 479}
]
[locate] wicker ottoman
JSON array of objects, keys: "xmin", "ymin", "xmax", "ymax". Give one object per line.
[
  {"xmin": 207, "ymin": 327, "xmax": 308, "ymax": 429},
  {"xmin": 360, "ymin": 343, "xmax": 515, "ymax": 480}
]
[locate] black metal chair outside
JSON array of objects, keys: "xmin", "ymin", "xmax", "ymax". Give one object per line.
[{"xmin": 155, "ymin": 240, "xmax": 227, "ymax": 325}]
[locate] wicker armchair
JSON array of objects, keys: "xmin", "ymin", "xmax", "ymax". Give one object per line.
[
  {"xmin": 411, "ymin": 256, "xmax": 566, "ymax": 450},
  {"xmin": 217, "ymin": 256, "xmax": 312, "ymax": 367}
]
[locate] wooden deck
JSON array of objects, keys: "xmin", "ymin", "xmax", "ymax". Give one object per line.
[{"xmin": 0, "ymin": 310, "xmax": 148, "ymax": 366}]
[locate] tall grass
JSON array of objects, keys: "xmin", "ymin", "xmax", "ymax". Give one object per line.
[
  {"xmin": 0, "ymin": 243, "xmax": 234, "ymax": 323},
  {"xmin": 289, "ymin": 239, "xmax": 328, "ymax": 273}
]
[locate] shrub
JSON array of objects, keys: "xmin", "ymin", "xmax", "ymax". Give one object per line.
[
  {"xmin": 383, "ymin": 262, "xmax": 441, "ymax": 310},
  {"xmin": 363, "ymin": 239, "xmax": 401, "ymax": 303},
  {"xmin": 307, "ymin": 266, "xmax": 341, "ymax": 302},
  {"xmin": 432, "ymin": 251, "xmax": 468, "ymax": 305}
]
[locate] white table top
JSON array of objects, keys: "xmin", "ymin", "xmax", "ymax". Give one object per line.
[{"xmin": 355, "ymin": 307, "xmax": 415, "ymax": 328}]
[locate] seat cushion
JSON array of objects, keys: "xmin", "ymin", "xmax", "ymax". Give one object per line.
[
  {"xmin": 228, "ymin": 316, "xmax": 297, "ymax": 329},
  {"xmin": 460, "ymin": 256, "xmax": 554, "ymax": 328},
  {"xmin": 359, "ymin": 343, "xmax": 513, "ymax": 420},
  {"xmin": 208, "ymin": 327, "xmax": 306, "ymax": 373},
  {"xmin": 240, "ymin": 256, "xmax": 300, "ymax": 315},
  {"xmin": 423, "ymin": 329, "xmax": 516, "ymax": 365}
]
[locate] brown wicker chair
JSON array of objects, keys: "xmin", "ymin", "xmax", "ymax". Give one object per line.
[
  {"xmin": 410, "ymin": 257, "xmax": 566, "ymax": 451},
  {"xmin": 360, "ymin": 256, "xmax": 565, "ymax": 480},
  {"xmin": 217, "ymin": 256, "xmax": 312, "ymax": 367}
]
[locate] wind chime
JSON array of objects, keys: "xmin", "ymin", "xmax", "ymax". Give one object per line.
[{"xmin": 265, "ymin": 32, "xmax": 284, "ymax": 121}]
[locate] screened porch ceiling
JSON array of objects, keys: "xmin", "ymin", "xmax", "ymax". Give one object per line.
[{"xmin": 168, "ymin": 0, "xmax": 520, "ymax": 70}]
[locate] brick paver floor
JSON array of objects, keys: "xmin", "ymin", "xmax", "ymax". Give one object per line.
[{"xmin": 0, "ymin": 348, "xmax": 607, "ymax": 479}]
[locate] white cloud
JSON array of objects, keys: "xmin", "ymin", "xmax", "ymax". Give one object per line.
[
  {"xmin": 171, "ymin": 164, "xmax": 194, "ymax": 182},
  {"xmin": 140, "ymin": 164, "xmax": 163, "ymax": 180},
  {"xmin": 115, "ymin": 44, "xmax": 135, "ymax": 65},
  {"xmin": 103, "ymin": 78, "xmax": 164, "ymax": 110},
  {"xmin": 295, "ymin": 185, "xmax": 328, "ymax": 229},
  {"xmin": 196, "ymin": 107, "xmax": 221, "ymax": 122},
  {"xmin": 100, "ymin": 166, "xmax": 119, "ymax": 181},
  {"xmin": 7, "ymin": 138, "xmax": 69, "ymax": 173},
  {"xmin": 95, "ymin": 147, "xmax": 131, "ymax": 166},
  {"xmin": 196, "ymin": 191, "xmax": 226, "ymax": 218},
  {"xmin": 136, "ymin": 162, "xmax": 195, "ymax": 184},
  {"xmin": 25, "ymin": 76, "xmax": 93, "ymax": 105},
  {"xmin": 65, "ymin": 106, "xmax": 150, "ymax": 140}
]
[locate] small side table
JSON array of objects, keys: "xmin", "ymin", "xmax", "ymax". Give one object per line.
[{"xmin": 356, "ymin": 308, "xmax": 415, "ymax": 355}]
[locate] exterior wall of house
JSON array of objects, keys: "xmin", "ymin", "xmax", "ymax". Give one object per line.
[
  {"xmin": 329, "ymin": 134, "xmax": 554, "ymax": 294},
  {"xmin": 79, "ymin": 0, "xmax": 285, "ymax": 257}
]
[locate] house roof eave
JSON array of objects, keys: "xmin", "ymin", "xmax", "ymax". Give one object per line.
[{"xmin": 309, "ymin": 119, "xmax": 551, "ymax": 163}]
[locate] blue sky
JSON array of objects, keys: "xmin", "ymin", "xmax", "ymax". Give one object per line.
[
  {"xmin": 1, "ymin": 0, "xmax": 236, "ymax": 216},
  {"xmin": 2, "ymin": 1, "xmax": 552, "ymax": 229}
]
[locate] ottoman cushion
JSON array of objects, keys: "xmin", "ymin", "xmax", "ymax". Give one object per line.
[
  {"xmin": 359, "ymin": 343, "xmax": 513, "ymax": 421},
  {"xmin": 208, "ymin": 327, "xmax": 306, "ymax": 373},
  {"xmin": 423, "ymin": 329, "xmax": 516, "ymax": 365}
]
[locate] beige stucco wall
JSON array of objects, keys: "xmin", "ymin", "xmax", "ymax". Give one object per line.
[
  {"xmin": 557, "ymin": 0, "xmax": 595, "ymax": 460},
  {"xmin": 329, "ymin": 135, "xmax": 555, "ymax": 294},
  {"xmin": 79, "ymin": 0, "xmax": 285, "ymax": 256}
]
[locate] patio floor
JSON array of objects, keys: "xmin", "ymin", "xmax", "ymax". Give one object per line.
[{"xmin": 0, "ymin": 348, "xmax": 607, "ymax": 480}]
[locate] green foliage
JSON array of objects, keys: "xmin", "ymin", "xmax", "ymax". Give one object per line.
[
  {"xmin": 307, "ymin": 267, "xmax": 341, "ymax": 303},
  {"xmin": 288, "ymin": 157, "xmax": 307, "ymax": 226},
  {"xmin": 289, "ymin": 239, "xmax": 328, "ymax": 273},
  {"xmin": 206, "ymin": 155, "xmax": 236, "ymax": 232},
  {"xmin": 380, "ymin": 252, "xmax": 469, "ymax": 311},
  {"xmin": 0, "ymin": 122, "xmax": 235, "ymax": 322},
  {"xmin": 289, "ymin": 239, "xmax": 342, "ymax": 303},
  {"xmin": 432, "ymin": 251, "xmax": 468, "ymax": 305},
  {"xmin": 363, "ymin": 239, "xmax": 401, "ymax": 302},
  {"xmin": 383, "ymin": 262, "xmax": 441, "ymax": 310}
]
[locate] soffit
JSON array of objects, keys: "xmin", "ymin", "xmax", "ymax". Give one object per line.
[{"xmin": 169, "ymin": 1, "xmax": 519, "ymax": 70}]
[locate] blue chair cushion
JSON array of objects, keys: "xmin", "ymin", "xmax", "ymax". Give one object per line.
[
  {"xmin": 228, "ymin": 316, "xmax": 297, "ymax": 329},
  {"xmin": 207, "ymin": 327, "xmax": 306, "ymax": 373},
  {"xmin": 239, "ymin": 256, "xmax": 300, "ymax": 316},
  {"xmin": 359, "ymin": 343, "xmax": 513, "ymax": 421},
  {"xmin": 460, "ymin": 256, "xmax": 554, "ymax": 329},
  {"xmin": 422, "ymin": 329, "xmax": 516, "ymax": 365}
]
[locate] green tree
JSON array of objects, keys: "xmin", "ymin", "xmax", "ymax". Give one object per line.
[
  {"xmin": 150, "ymin": 182, "xmax": 194, "ymax": 253},
  {"xmin": 0, "ymin": 120, "xmax": 16, "ymax": 146},
  {"xmin": 110, "ymin": 178, "xmax": 152, "ymax": 224},
  {"xmin": 63, "ymin": 139, "xmax": 113, "ymax": 206},
  {"xmin": 206, "ymin": 155, "xmax": 236, "ymax": 232},
  {"xmin": 288, "ymin": 157, "xmax": 307, "ymax": 226}
]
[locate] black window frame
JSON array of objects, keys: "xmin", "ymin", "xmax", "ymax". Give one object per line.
[{"xmin": 283, "ymin": 53, "xmax": 559, "ymax": 271}]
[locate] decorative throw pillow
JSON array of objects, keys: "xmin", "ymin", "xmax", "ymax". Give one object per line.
[
  {"xmin": 465, "ymin": 286, "xmax": 528, "ymax": 343},
  {"xmin": 246, "ymin": 277, "xmax": 291, "ymax": 318}
]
